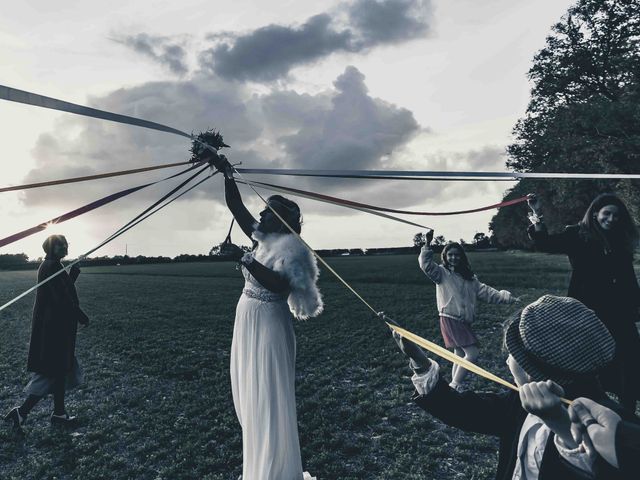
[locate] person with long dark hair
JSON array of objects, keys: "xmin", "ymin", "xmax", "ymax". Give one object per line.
[
  {"xmin": 528, "ymin": 192, "xmax": 640, "ymax": 410},
  {"xmin": 419, "ymin": 230, "xmax": 519, "ymax": 391},
  {"xmin": 203, "ymin": 152, "xmax": 322, "ymax": 480},
  {"xmin": 4, "ymin": 234, "xmax": 88, "ymax": 429}
]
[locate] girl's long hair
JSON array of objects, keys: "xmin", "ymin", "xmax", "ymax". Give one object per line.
[
  {"xmin": 441, "ymin": 242, "xmax": 475, "ymax": 281},
  {"xmin": 579, "ymin": 193, "xmax": 639, "ymax": 254}
]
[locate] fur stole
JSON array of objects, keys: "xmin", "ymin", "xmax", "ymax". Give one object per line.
[{"xmin": 252, "ymin": 230, "xmax": 324, "ymax": 320}]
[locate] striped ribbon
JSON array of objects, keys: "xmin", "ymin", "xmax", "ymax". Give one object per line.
[
  {"xmin": 239, "ymin": 178, "xmax": 529, "ymax": 216},
  {"xmin": 0, "ymin": 167, "xmax": 213, "ymax": 313},
  {"xmin": 0, "ymin": 162, "xmax": 204, "ymax": 249},
  {"xmin": 0, "ymin": 160, "xmax": 196, "ymax": 194}
]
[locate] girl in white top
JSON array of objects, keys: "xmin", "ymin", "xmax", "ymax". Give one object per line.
[{"xmin": 419, "ymin": 231, "xmax": 518, "ymax": 391}]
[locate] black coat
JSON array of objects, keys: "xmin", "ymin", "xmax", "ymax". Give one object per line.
[
  {"xmin": 528, "ymin": 224, "xmax": 640, "ymax": 331},
  {"xmin": 414, "ymin": 379, "xmax": 631, "ymax": 480},
  {"xmin": 27, "ymin": 257, "xmax": 83, "ymax": 376},
  {"xmin": 528, "ymin": 224, "xmax": 640, "ymax": 398},
  {"xmin": 616, "ymin": 420, "xmax": 640, "ymax": 476}
]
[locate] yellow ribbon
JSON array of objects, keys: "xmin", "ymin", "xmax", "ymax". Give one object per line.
[{"xmin": 387, "ymin": 322, "xmax": 571, "ymax": 405}]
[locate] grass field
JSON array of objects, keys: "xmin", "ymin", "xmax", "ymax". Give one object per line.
[{"xmin": 0, "ymin": 252, "xmax": 636, "ymax": 479}]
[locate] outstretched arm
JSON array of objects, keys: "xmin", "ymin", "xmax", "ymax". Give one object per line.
[
  {"xmin": 224, "ymin": 175, "xmax": 258, "ymax": 239},
  {"xmin": 476, "ymin": 280, "xmax": 517, "ymax": 304}
]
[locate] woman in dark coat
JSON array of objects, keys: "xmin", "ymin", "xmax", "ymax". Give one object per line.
[
  {"xmin": 527, "ymin": 193, "xmax": 640, "ymax": 410},
  {"xmin": 4, "ymin": 234, "xmax": 88, "ymax": 429}
]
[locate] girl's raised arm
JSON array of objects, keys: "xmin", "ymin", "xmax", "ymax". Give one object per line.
[{"xmin": 418, "ymin": 246, "xmax": 444, "ymax": 284}]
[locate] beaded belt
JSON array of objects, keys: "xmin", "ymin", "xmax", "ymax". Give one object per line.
[{"xmin": 242, "ymin": 288, "xmax": 286, "ymax": 303}]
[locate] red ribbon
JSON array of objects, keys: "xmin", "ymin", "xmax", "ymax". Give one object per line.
[{"xmin": 246, "ymin": 179, "xmax": 529, "ymax": 216}]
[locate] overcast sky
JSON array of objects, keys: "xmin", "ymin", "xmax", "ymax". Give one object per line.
[{"xmin": 1, "ymin": 0, "xmax": 575, "ymax": 259}]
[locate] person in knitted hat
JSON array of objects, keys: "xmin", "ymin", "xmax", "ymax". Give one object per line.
[{"xmin": 392, "ymin": 294, "xmax": 635, "ymax": 480}]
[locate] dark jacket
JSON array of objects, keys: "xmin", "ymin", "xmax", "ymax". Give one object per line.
[
  {"xmin": 414, "ymin": 379, "xmax": 629, "ymax": 479},
  {"xmin": 528, "ymin": 224, "xmax": 640, "ymax": 399},
  {"xmin": 527, "ymin": 224, "xmax": 640, "ymax": 331},
  {"xmin": 616, "ymin": 420, "xmax": 640, "ymax": 476},
  {"xmin": 27, "ymin": 256, "xmax": 83, "ymax": 376}
]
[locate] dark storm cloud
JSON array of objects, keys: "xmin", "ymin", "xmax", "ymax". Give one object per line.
[
  {"xmin": 348, "ymin": 0, "xmax": 432, "ymax": 47},
  {"xmin": 199, "ymin": 0, "xmax": 433, "ymax": 81},
  {"xmin": 199, "ymin": 14, "xmax": 353, "ymax": 82},
  {"xmin": 114, "ymin": 33, "xmax": 189, "ymax": 75}
]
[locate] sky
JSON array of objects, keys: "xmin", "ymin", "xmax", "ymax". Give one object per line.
[{"xmin": 0, "ymin": 0, "xmax": 576, "ymax": 260}]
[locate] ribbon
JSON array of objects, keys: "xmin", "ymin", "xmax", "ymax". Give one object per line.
[
  {"xmin": 0, "ymin": 162, "xmax": 204, "ymax": 249},
  {"xmin": 387, "ymin": 322, "xmax": 571, "ymax": 405},
  {"xmin": 1, "ymin": 85, "xmax": 192, "ymax": 139},
  {"xmin": 0, "ymin": 160, "xmax": 197, "ymax": 194},
  {"xmin": 97, "ymin": 164, "xmax": 211, "ymax": 247},
  {"xmin": 236, "ymin": 167, "xmax": 640, "ymax": 181},
  {"xmin": 235, "ymin": 179, "xmax": 432, "ymax": 230},
  {"xmin": 0, "ymin": 167, "xmax": 214, "ymax": 314},
  {"xmin": 240, "ymin": 178, "xmax": 529, "ymax": 216},
  {"xmin": 0, "ymin": 85, "xmax": 226, "ymax": 158}
]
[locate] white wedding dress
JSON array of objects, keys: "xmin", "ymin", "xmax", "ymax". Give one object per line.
[{"xmin": 230, "ymin": 232, "xmax": 321, "ymax": 480}]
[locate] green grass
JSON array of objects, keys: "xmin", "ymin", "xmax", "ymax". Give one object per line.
[{"xmin": 0, "ymin": 252, "xmax": 627, "ymax": 479}]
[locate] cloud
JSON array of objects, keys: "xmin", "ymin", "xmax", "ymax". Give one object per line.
[
  {"xmin": 113, "ymin": 33, "xmax": 189, "ymax": 75},
  {"xmin": 21, "ymin": 67, "xmax": 423, "ymax": 215},
  {"xmin": 278, "ymin": 66, "xmax": 420, "ymax": 171},
  {"xmin": 348, "ymin": 0, "xmax": 432, "ymax": 47},
  {"xmin": 199, "ymin": 0, "xmax": 433, "ymax": 82},
  {"xmin": 200, "ymin": 14, "xmax": 353, "ymax": 82}
]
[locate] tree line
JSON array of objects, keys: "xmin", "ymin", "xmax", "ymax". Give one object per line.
[{"xmin": 490, "ymin": 0, "xmax": 640, "ymax": 249}]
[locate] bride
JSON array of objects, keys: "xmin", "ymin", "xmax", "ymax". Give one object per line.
[{"xmin": 211, "ymin": 155, "xmax": 323, "ymax": 480}]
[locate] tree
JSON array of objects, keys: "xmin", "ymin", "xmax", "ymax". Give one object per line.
[
  {"xmin": 473, "ymin": 232, "xmax": 491, "ymax": 249},
  {"xmin": 433, "ymin": 235, "xmax": 446, "ymax": 246},
  {"xmin": 491, "ymin": 0, "xmax": 640, "ymax": 247},
  {"xmin": 0, "ymin": 253, "xmax": 29, "ymax": 269},
  {"xmin": 413, "ymin": 232, "xmax": 424, "ymax": 247}
]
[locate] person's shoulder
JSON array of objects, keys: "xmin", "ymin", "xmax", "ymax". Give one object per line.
[{"xmin": 39, "ymin": 258, "xmax": 57, "ymax": 270}]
